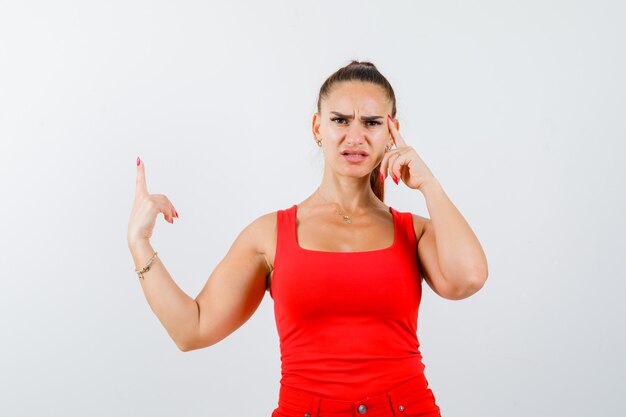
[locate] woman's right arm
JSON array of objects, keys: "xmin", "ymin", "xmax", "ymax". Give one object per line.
[
  {"xmin": 185, "ymin": 213, "xmax": 273, "ymax": 351},
  {"xmin": 128, "ymin": 158, "xmax": 271, "ymax": 352},
  {"xmin": 129, "ymin": 213, "xmax": 272, "ymax": 352},
  {"xmin": 129, "ymin": 238, "xmax": 201, "ymax": 351}
]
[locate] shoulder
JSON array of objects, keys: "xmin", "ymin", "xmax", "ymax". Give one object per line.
[
  {"xmin": 242, "ymin": 210, "xmax": 279, "ymax": 244},
  {"xmin": 228, "ymin": 210, "xmax": 280, "ymax": 277},
  {"xmin": 250, "ymin": 209, "xmax": 280, "ymax": 226},
  {"xmin": 239, "ymin": 208, "xmax": 286, "ymax": 257}
]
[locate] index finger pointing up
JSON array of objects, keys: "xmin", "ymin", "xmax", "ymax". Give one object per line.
[
  {"xmin": 387, "ymin": 114, "xmax": 407, "ymax": 148},
  {"xmin": 135, "ymin": 156, "xmax": 148, "ymax": 196}
]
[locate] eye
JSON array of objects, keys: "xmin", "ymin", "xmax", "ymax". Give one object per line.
[{"xmin": 331, "ymin": 118, "xmax": 382, "ymax": 126}]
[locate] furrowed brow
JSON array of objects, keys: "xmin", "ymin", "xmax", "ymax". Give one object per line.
[{"xmin": 330, "ymin": 111, "xmax": 383, "ymax": 121}]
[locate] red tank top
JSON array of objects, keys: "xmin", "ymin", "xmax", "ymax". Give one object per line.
[{"xmin": 269, "ymin": 204, "xmax": 428, "ymax": 400}]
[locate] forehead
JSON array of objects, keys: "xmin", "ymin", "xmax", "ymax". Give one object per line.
[{"xmin": 323, "ymin": 81, "xmax": 389, "ymax": 113}]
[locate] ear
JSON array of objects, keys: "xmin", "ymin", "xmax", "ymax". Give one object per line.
[{"xmin": 312, "ymin": 112, "xmax": 321, "ymax": 142}]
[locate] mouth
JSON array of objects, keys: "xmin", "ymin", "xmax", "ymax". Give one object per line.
[
  {"xmin": 341, "ymin": 151, "xmax": 368, "ymax": 163},
  {"xmin": 341, "ymin": 150, "xmax": 369, "ymax": 156}
]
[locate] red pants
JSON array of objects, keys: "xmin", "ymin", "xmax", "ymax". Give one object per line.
[{"xmin": 272, "ymin": 373, "xmax": 442, "ymax": 417}]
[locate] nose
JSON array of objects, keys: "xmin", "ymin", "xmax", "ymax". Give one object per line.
[{"xmin": 345, "ymin": 123, "xmax": 366, "ymax": 146}]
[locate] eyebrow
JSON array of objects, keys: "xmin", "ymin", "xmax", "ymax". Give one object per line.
[{"xmin": 330, "ymin": 111, "xmax": 383, "ymax": 121}]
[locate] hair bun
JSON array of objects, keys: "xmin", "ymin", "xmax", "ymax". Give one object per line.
[{"xmin": 349, "ymin": 60, "xmax": 376, "ymax": 68}]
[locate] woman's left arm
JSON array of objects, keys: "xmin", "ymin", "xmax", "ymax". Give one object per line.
[
  {"xmin": 418, "ymin": 178, "xmax": 488, "ymax": 299},
  {"xmin": 381, "ymin": 114, "xmax": 488, "ymax": 300}
]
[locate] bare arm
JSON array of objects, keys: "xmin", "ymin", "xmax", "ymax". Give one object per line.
[
  {"xmin": 129, "ymin": 238, "xmax": 200, "ymax": 351},
  {"xmin": 188, "ymin": 214, "xmax": 272, "ymax": 350},
  {"xmin": 414, "ymin": 179, "xmax": 488, "ymax": 300},
  {"xmin": 380, "ymin": 114, "xmax": 488, "ymax": 300},
  {"xmin": 129, "ymin": 213, "xmax": 272, "ymax": 351},
  {"xmin": 127, "ymin": 158, "xmax": 272, "ymax": 351}
]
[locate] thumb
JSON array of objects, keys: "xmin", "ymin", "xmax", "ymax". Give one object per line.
[{"xmin": 135, "ymin": 156, "xmax": 148, "ymax": 196}]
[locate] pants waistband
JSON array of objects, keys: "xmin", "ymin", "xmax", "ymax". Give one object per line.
[{"xmin": 277, "ymin": 373, "xmax": 438, "ymax": 417}]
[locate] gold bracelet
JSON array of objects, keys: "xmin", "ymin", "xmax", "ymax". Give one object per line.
[{"xmin": 135, "ymin": 251, "xmax": 158, "ymax": 280}]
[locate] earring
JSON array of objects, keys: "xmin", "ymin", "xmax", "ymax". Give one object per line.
[
  {"xmin": 316, "ymin": 137, "xmax": 322, "ymax": 147},
  {"xmin": 384, "ymin": 144, "xmax": 391, "ymax": 152}
]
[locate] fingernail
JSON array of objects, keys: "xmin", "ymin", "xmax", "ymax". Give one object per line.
[
  {"xmin": 175, "ymin": 210, "xmax": 179, "ymax": 218},
  {"xmin": 137, "ymin": 156, "xmax": 140, "ymax": 166},
  {"xmin": 392, "ymin": 175, "xmax": 399, "ymax": 184},
  {"xmin": 379, "ymin": 172, "xmax": 384, "ymax": 183},
  {"xmin": 388, "ymin": 114, "xmax": 393, "ymax": 121}
]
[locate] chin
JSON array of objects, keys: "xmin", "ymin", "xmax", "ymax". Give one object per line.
[{"xmin": 338, "ymin": 169, "xmax": 374, "ymax": 179}]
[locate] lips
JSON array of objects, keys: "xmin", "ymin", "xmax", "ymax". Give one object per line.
[{"xmin": 341, "ymin": 150, "xmax": 369, "ymax": 156}]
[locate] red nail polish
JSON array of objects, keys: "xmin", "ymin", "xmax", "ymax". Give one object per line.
[
  {"xmin": 137, "ymin": 156, "xmax": 140, "ymax": 166},
  {"xmin": 388, "ymin": 114, "xmax": 392, "ymax": 121},
  {"xmin": 379, "ymin": 172, "xmax": 384, "ymax": 183},
  {"xmin": 392, "ymin": 175, "xmax": 399, "ymax": 184},
  {"xmin": 175, "ymin": 210, "xmax": 179, "ymax": 218}
]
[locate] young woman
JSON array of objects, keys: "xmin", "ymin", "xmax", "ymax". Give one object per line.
[{"xmin": 127, "ymin": 60, "xmax": 488, "ymax": 417}]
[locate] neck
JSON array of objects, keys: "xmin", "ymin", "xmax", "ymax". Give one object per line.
[{"xmin": 315, "ymin": 172, "xmax": 378, "ymax": 214}]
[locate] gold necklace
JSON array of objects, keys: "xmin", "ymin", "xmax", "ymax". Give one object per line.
[{"xmin": 315, "ymin": 187, "xmax": 355, "ymax": 224}]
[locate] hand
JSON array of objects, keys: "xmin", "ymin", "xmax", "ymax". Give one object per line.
[
  {"xmin": 380, "ymin": 114, "xmax": 436, "ymax": 192},
  {"xmin": 127, "ymin": 157, "xmax": 179, "ymax": 246}
]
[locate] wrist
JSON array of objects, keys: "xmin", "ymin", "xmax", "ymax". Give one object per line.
[
  {"xmin": 135, "ymin": 250, "xmax": 158, "ymax": 280},
  {"xmin": 128, "ymin": 239, "xmax": 157, "ymax": 278},
  {"xmin": 128, "ymin": 237, "xmax": 152, "ymax": 254},
  {"xmin": 418, "ymin": 177, "xmax": 441, "ymax": 194}
]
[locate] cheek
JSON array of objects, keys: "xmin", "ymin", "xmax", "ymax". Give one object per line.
[
  {"xmin": 320, "ymin": 125, "xmax": 338, "ymax": 135},
  {"xmin": 376, "ymin": 131, "xmax": 391, "ymax": 145}
]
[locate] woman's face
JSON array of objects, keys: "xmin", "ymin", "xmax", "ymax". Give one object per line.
[{"xmin": 313, "ymin": 81, "xmax": 395, "ymax": 179}]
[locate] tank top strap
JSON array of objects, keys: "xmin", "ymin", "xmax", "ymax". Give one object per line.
[
  {"xmin": 274, "ymin": 204, "xmax": 298, "ymax": 271},
  {"xmin": 390, "ymin": 207, "xmax": 418, "ymax": 248}
]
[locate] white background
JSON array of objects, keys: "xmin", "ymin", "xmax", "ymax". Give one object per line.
[{"xmin": 1, "ymin": 1, "xmax": 624, "ymax": 416}]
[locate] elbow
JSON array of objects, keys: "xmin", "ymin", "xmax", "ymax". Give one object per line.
[
  {"xmin": 449, "ymin": 275, "xmax": 488, "ymax": 300},
  {"xmin": 175, "ymin": 332, "xmax": 203, "ymax": 352},
  {"xmin": 469, "ymin": 275, "xmax": 487, "ymax": 295},
  {"xmin": 177, "ymin": 301, "xmax": 205, "ymax": 352},
  {"xmin": 176, "ymin": 333, "xmax": 217, "ymax": 352},
  {"xmin": 177, "ymin": 339, "xmax": 200, "ymax": 352},
  {"xmin": 442, "ymin": 261, "xmax": 488, "ymax": 300},
  {"xmin": 458, "ymin": 264, "xmax": 488, "ymax": 298},
  {"xmin": 176, "ymin": 339, "xmax": 193, "ymax": 352}
]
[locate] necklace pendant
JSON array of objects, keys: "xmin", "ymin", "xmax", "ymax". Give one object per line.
[{"xmin": 343, "ymin": 216, "xmax": 352, "ymax": 224}]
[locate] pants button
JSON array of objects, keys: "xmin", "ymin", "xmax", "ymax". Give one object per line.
[
  {"xmin": 357, "ymin": 404, "xmax": 367, "ymax": 414},
  {"xmin": 304, "ymin": 414, "xmax": 311, "ymax": 417},
  {"xmin": 398, "ymin": 405, "xmax": 405, "ymax": 411}
]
